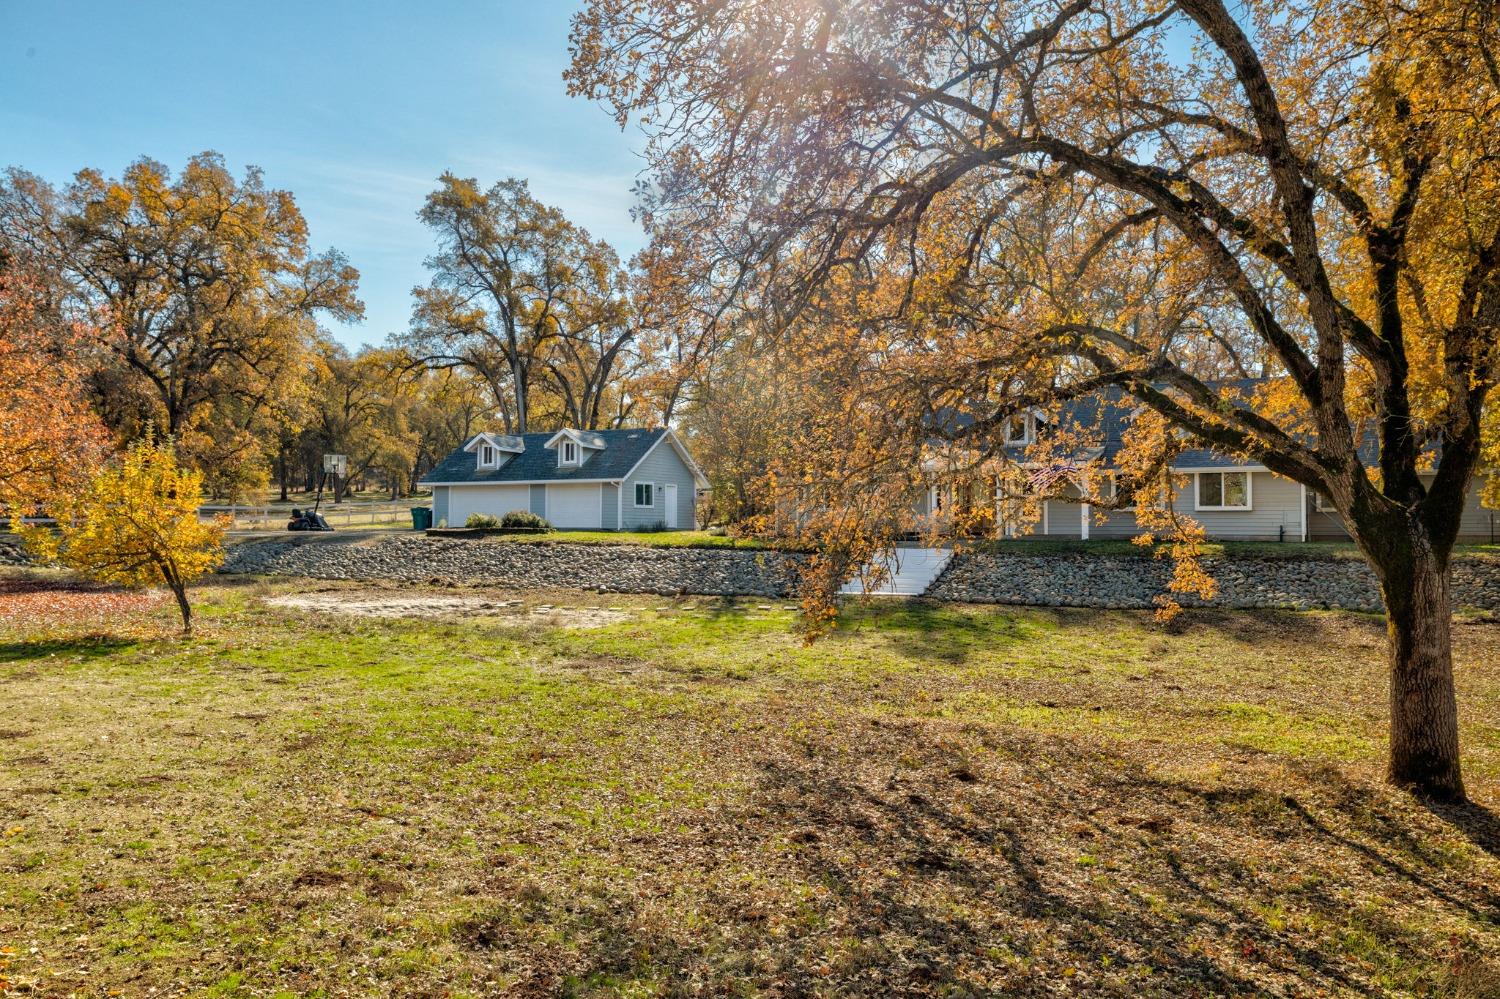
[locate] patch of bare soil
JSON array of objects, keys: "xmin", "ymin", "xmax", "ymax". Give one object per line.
[{"xmin": 262, "ymin": 591, "xmax": 631, "ymax": 628}]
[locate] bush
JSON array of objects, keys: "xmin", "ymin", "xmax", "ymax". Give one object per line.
[
  {"xmin": 500, "ymin": 509, "xmax": 550, "ymax": 529},
  {"xmin": 464, "ymin": 513, "xmax": 501, "ymax": 529}
]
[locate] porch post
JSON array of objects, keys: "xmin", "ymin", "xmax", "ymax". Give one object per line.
[
  {"xmin": 994, "ymin": 475, "xmax": 1004, "ymax": 538},
  {"xmin": 1299, "ymin": 482, "xmax": 1308, "ymax": 542},
  {"xmin": 1081, "ymin": 502, "xmax": 1090, "ymax": 541}
]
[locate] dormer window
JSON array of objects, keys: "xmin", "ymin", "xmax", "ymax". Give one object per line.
[
  {"xmin": 465, "ymin": 432, "xmax": 523, "ymax": 469},
  {"xmin": 546, "ymin": 428, "xmax": 604, "ymax": 467},
  {"xmin": 1004, "ymin": 414, "xmax": 1032, "ymax": 445}
]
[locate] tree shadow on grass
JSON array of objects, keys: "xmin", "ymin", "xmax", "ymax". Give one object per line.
[
  {"xmin": 1421, "ymin": 795, "xmax": 1500, "ymax": 862},
  {"xmin": 437, "ymin": 717, "xmax": 1500, "ymax": 995},
  {"xmin": 733, "ymin": 734, "xmax": 1496, "ymax": 994},
  {"xmin": 848, "ymin": 599, "xmax": 1040, "ymax": 666},
  {"xmin": 0, "ymin": 635, "xmax": 138, "ymax": 663}
]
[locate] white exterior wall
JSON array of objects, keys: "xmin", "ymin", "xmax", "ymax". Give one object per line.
[
  {"xmin": 448, "ymin": 484, "xmax": 531, "ymax": 526},
  {"xmin": 545, "ymin": 483, "xmax": 605, "ymax": 529}
]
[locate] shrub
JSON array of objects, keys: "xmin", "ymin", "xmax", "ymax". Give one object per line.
[
  {"xmin": 464, "ymin": 513, "xmax": 501, "ymax": 529},
  {"xmin": 500, "ymin": 509, "xmax": 550, "ymax": 529}
]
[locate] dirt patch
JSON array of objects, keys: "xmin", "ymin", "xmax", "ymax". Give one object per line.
[{"xmin": 262, "ymin": 591, "xmax": 631, "ymax": 628}]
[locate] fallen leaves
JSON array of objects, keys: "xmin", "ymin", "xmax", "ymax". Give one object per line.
[{"xmin": 0, "ymin": 576, "xmax": 167, "ymax": 635}]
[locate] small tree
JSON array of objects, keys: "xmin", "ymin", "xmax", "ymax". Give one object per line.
[{"xmin": 22, "ymin": 439, "xmax": 227, "ymax": 635}]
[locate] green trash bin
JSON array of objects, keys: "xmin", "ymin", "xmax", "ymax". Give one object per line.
[{"xmin": 411, "ymin": 506, "xmax": 432, "ymax": 530}]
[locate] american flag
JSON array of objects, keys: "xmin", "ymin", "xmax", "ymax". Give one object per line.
[{"xmin": 1027, "ymin": 462, "xmax": 1079, "ymax": 492}]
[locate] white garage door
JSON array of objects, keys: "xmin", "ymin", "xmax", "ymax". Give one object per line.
[
  {"xmin": 546, "ymin": 484, "xmax": 602, "ymax": 529},
  {"xmin": 448, "ymin": 485, "xmax": 530, "ymax": 526}
]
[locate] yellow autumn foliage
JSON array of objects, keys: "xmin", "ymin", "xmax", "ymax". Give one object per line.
[{"xmin": 21, "ymin": 438, "xmax": 227, "ymax": 635}]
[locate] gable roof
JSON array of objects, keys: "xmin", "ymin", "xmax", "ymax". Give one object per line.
[{"xmin": 421, "ymin": 427, "xmax": 699, "ymax": 486}]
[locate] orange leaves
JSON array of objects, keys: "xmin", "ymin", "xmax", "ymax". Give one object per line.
[
  {"xmin": 0, "ymin": 576, "xmax": 168, "ymax": 635},
  {"xmin": 0, "ymin": 271, "xmax": 111, "ymax": 515}
]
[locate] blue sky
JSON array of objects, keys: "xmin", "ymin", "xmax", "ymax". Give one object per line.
[{"xmin": 0, "ymin": 0, "xmax": 646, "ymax": 348}]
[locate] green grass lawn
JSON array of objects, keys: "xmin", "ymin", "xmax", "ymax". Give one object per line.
[{"xmin": 2, "ymin": 573, "xmax": 1498, "ymax": 996}]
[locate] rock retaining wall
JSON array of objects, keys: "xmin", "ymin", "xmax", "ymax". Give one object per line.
[
  {"xmin": 20, "ymin": 530, "xmax": 1497, "ymax": 612},
  {"xmin": 929, "ymin": 552, "xmax": 1500, "ymax": 612},
  {"xmin": 221, "ymin": 535, "xmax": 803, "ymax": 597}
]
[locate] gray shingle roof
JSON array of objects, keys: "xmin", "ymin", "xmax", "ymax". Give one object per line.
[
  {"xmin": 421, "ymin": 428, "xmax": 669, "ymax": 485},
  {"xmin": 935, "ymin": 378, "xmax": 1382, "ymax": 469}
]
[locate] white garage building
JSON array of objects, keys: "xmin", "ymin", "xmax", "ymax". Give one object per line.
[{"xmin": 420, "ymin": 427, "xmax": 708, "ymax": 531}]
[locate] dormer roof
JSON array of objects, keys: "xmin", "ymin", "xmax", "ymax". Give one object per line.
[
  {"xmin": 463, "ymin": 432, "xmax": 525, "ymax": 455},
  {"xmin": 543, "ymin": 428, "xmax": 607, "ymax": 451}
]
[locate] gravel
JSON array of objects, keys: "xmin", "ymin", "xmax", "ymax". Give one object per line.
[
  {"xmin": 15, "ymin": 531, "xmax": 1500, "ymax": 612},
  {"xmin": 221, "ymin": 535, "xmax": 804, "ymax": 597},
  {"xmin": 928, "ymin": 552, "xmax": 1500, "ymax": 611}
]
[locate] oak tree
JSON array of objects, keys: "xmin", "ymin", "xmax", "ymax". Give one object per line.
[
  {"xmin": 570, "ymin": 0, "xmax": 1500, "ymax": 800},
  {"xmin": 0, "ymin": 152, "xmax": 362, "ymax": 486},
  {"xmin": 411, "ymin": 175, "xmax": 635, "ymax": 432}
]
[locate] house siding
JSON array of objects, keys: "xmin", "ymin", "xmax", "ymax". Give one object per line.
[
  {"xmin": 601, "ymin": 483, "xmax": 620, "ymax": 530},
  {"xmin": 431, "ymin": 486, "xmax": 450, "ymax": 527},
  {"xmin": 621, "ymin": 440, "xmax": 698, "ymax": 530},
  {"xmin": 529, "ymin": 484, "xmax": 547, "ymax": 519},
  {"xmin": 1032, "ymin": 471, "xmax": 1305, "ymax": 542},
  {"xmin": 448, "ymin": 484, "xmax": 531, "ymax": 526},
  {"xmin": 1311, "ymin": 476, "xmax": 1498, "ymax": 543},
  {"xmin": 1176, "ymin": 471, "xmax": 1304, "ymax": 541}
]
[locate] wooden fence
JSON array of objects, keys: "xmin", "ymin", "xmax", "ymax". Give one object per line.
[{"xmin": 198, "ymin": 501, "xmax": 424, "ymax": 530}]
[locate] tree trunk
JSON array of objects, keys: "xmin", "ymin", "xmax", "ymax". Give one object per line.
[
  {"xmin": 278, "ymin": 444, "xmax": 290, "ymax": 502},
  {"xmin": 512, "ymin": 357, "xmax": 529, "ymax": 433},
  {"xmin": 171, "ymin": 581, "xmax": 192, "ymax": 637},
  {"xmin": 1373, "ymin": 539, "xmax": 1465, "ymax": 801}
]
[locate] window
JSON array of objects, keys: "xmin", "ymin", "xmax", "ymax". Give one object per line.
[
  {"xmin": 480, "ymin": 444, "xmax": 496, "ymax": 467},
  {"xmin": 562, "ymin": 440, "xmax": 578, "ymax": 464},
  {"xmin": 1195, "ymin": 471, "xmax": 1251, "ymax": 510},
  {"xmin": 634, "ymin": 482, "xmax": 655, "ymax": 507},
  {"xmin": 1003, "ymin": 414, "xmax": 1031, "ymax": 445},
  {"xmin": 1313, "ymin": 491, "xmax": 1337, "ymax": 513}
]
